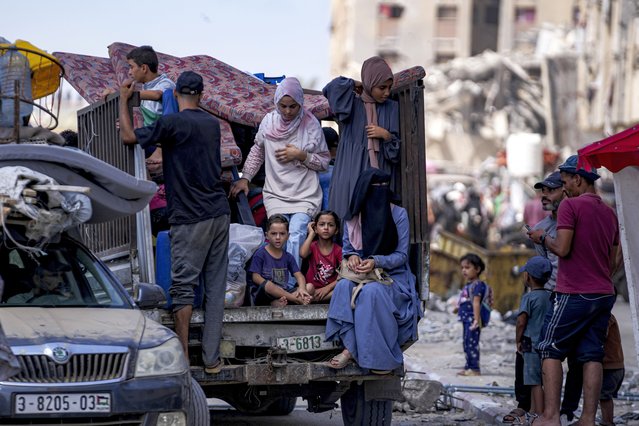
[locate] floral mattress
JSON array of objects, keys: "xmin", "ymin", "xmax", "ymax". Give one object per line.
[{"xmin": 53, "ymin": 42, "xmax": 426, "ymax": 170}]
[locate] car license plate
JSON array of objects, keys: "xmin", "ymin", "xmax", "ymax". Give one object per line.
[
  {"xmin": 276, "ymin": 334, "xmax": 339, "ymax": 353},
  {"xmin": 14, "ymin": 393, "xmax": 111, "ymax": 414}
]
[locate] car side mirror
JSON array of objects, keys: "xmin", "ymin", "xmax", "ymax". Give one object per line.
[{"xmin": 133, "ymin": 282, "xmax": 167, "ymax": 309}]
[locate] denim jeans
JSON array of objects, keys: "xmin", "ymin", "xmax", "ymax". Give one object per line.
[{"xmin": 282, "ymin": 212, "xmax": 311, "ymax": 286}]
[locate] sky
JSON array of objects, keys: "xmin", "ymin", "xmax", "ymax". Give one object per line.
[{"xmin": 2, "ymin": 0, "xmax": 331, "ymax": 90}]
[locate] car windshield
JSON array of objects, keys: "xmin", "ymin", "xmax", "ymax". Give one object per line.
[{"xmin": 0, "ymin": 239, "xmax": 131, "ymax": 308}]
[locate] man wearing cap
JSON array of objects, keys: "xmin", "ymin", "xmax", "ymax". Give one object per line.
[
  {"xmin": 528, "ymin": 172, "xmax": 582, "ymax": 423},
  {"xmin": 119, "ymin": 71, "xmax": 230, "ymax": 374},
  {"xmin": 530, "ymin": 171, "xmax": 564, "ymax": 290},
  {"xmin": 529, "ymin": 155, "xmax": 619, "ymax": 426}
]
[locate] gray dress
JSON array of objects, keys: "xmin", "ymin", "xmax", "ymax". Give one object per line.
[{"xmin": 322, "ymin": 77, "xmax": 401, "ymax": 219}]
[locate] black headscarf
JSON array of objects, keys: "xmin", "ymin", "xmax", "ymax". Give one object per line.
[{"xmin": 345, "ymin": 168, "xmax": 398, "ymax": 257}]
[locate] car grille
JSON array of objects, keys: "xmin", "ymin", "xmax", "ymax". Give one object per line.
[{"xmin": 7, "ymin": 352, "xmax": 128, "ymax": 383}]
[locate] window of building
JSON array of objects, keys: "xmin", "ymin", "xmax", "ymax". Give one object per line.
[
  {"xmin": 437, "ymin": 6, "xmax": 458, "ymax": 20},
  {"xmin": 515, "ymin": 7, "xmax": 536, "ymax": 24},
  {"xmin": 435, "ymin": 53, "xmax": 455, "ymax": 64},
  {"xmin": 485, "ymin": 6, "xmax": 499, "ymax": 25},
  {"xmin": 436, "ymin": 5, "xmax": 458, "ymax": 38},
  {"xmin": 379, "ymin": 3, "xmax": 404, "ymax": 19},
  {"xmin": 377, "ymin": 2, "xmax": 404, "ymax": 54}
]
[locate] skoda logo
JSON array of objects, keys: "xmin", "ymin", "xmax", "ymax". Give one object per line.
[{"xmin": 51, "ymin": 347, "xmax": 70, "ymax": 364}]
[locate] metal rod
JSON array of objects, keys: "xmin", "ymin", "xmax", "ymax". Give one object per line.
[
  {"xmin": 445, "ymin": 384, "xmax": 515, "ymax": 395},
  {"xmin": 444, "ymin": 384, "xmax": 639, "ymax": 401}
]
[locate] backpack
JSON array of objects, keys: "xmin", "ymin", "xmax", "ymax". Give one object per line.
[{"xmin": 477, "ymin": 281, "xmax": 494, "ymax": 327}]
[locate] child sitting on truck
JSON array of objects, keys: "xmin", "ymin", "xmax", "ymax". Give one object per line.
[
  {"xmin": 300, "ymin": 210, "xmax": 342, "ymax": 303},
  {"xmin": 249, "ymin": 214, "xmax": 314, "ymax": 306}
]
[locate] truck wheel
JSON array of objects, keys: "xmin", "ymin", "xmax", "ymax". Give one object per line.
[
  {"xmin": 263, "ymin": 396, "xmax": 297, "ymax": 416},
  {"xmin": 340, "ymin": 382, "xmax": 392, "ymax": 426},
  {"xmin": 187, "ymin": 377, "xmax": 210, "ymax": 426}
]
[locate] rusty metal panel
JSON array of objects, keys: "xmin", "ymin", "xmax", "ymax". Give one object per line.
[
  {"xmin": 393, "ymin": 79, "xmax": 429, "ymax": 300},
  {"xmin": 221, "ymin": 323, "xmax": 328, "ymax": 347},
  {"xmin": 76, "ymin": 93, "xmax": 137, "ymax": 259},
  {"xmin": 393, "ymin": 79, "xmax": 428, "ymax": 245},
  {"xmin": 150, "ymin": 305, "xmax": 330, "ymax": 326},
  {"xmin": 192, "ymin": 362, "xmax": 399, "ymax": 386}
]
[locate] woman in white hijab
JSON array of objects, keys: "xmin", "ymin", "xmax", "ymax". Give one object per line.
[{"xmin": 231, "ymin": 77, "xmax": 330, "ymax": 285}]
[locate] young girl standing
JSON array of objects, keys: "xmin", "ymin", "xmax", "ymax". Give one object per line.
[
  {"xmin": 322, "ymin": 56, "xmax": 401, "ymax": 220},
  {"xmin": 457, "ymin": 253, "xmax": 488, "ymax": 376},
  {"xmin": 300, "ymin": 210, "xmax": 342, "ymax": 302}
]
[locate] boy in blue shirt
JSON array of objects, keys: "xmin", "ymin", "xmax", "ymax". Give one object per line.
[
  {"xmin": 249, "ymin": 214, "xmax": 314, "ymax": 306},
  {"xmin": 516, "ymin": 256, "xmax": 553, "ymax": 419}
]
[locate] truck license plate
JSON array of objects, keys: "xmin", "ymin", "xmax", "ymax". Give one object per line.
[
  {"xmin": 276, "ymin": 334, "xmax": 339, "ymax": 353},
  {"xmin": 14, "ymin": 393, "xmax": 111, "ymax": 414}
]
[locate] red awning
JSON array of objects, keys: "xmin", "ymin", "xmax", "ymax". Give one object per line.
[{"xmin": 578, "ymin": 124, "xmax": 639, "ymax": 173}]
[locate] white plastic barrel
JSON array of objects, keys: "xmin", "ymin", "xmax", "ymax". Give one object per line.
[{"xmin": 506, "ymin": 133, "xmax": 543, "ymax": 177}]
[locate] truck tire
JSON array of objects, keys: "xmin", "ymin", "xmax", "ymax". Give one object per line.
[
  {"xmin": 263, "ymin": 396, "xmax": 297, "ymax": 416},
  {"xmin": 340, "ymin": 382, "xmax": 392, "ymax": 426},
  {"xmin": 187, "ymin": 377, "xmax": 210, "ymax": 426}
]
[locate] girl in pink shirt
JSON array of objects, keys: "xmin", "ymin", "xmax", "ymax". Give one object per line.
[{"xmin": 300, "ymin": 210, "xmax": 342, "ymax": 302}]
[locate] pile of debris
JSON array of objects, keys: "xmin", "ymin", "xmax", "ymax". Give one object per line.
[{"xmin": 424, "ymin": 50, "xmax": 546, "ymax": 141}]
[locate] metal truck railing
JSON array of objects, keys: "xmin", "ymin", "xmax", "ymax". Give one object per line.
[{"xmin": 76, "ymin": 92, "xmax": 155, "ymax": 285}]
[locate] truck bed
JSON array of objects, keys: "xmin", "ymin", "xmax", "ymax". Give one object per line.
[{"xmin": 143, "ymin": 305, "xmax": 408, "ymax": 386}]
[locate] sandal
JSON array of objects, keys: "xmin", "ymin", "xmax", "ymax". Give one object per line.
[
  {"xmin": 457, "ymin": 369, "xmax": 481, "ymax": 376},
  {"xmin": 525, "ymin": 413, "xmax": 539, "ymax": 425},
  {"xmin": 328, "ymin": 352, "xmax": 352, "ymax": 369},
  {"xmin": 204, "ymin": 359, "xmax": 223, "ymax": 374},
  {"xmin": 503, "ymin": 408, "xmax": 527, "ymax": 424}
]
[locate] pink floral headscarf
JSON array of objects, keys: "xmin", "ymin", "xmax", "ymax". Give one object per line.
[{"xmin": 262, "ymin": 77, "xmax": 316, "ymax": 141}]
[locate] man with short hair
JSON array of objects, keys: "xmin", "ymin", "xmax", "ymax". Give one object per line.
[
  {"xmin": 529, "ymin": 155, "xmax": 619, "ymax": 426},
  {"xmin": 119, "ymin": 71, "xmax": 230, "ymax": 374},
  {"xmin": 529, "ymin": 171, "xmax": 582, "ymax": 424}
]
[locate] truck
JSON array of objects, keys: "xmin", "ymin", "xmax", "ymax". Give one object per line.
[{"xmin": 52, "ymin": 43, "xmax": 429, "ymax": 425}]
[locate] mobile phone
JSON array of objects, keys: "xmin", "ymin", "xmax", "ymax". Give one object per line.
[{"xmin": 523, "ymin": 224, "xmax": 531, "ymax": 232}]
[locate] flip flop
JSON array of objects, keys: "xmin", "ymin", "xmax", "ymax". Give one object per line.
[
  {"xmin": 328, "ymin": 352, "xmax": 352, "ymax": 369},
  {"xmin": 503, "ymin": 408, "xmax": 527, "ymax": 424},
  {"xmin": 370, "ymin": 369, "xmax": 392, "ymax": 375},
  {"xmin": 204, "ymin": 359, "xmax": 223, "ymax": 374}
]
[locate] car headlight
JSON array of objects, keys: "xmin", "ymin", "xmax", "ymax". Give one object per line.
[{"xmin": 135, "ymin": 338, "xmax": 188, "ymax": 377}]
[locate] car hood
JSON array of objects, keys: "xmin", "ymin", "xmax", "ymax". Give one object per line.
[{"xmin": 0, "ymin": 307, "xmax": 173, "ymax": 348}]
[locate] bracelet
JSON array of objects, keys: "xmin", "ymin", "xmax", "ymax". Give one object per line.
[
  {"xmin": 260, "ymin": 279, "xmax": 269, "ymax": 287},
  {"xmin": 540, "ymin": 233, "xmax": 546, "ymax": 246}
]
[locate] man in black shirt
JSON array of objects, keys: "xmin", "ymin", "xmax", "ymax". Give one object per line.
[{"xmin": 120, "ymin": 71, "xmax": 230, "ymax": 374}]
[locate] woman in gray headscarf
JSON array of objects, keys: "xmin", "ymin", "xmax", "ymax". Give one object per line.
[{"xmin": 322, "ymin": 56, "xmax": 401, "ymax": 220}]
